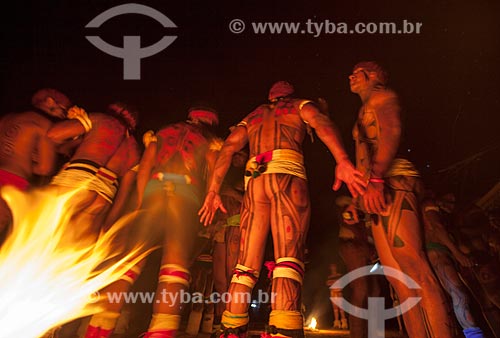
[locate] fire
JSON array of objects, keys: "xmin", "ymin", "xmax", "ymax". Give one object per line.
[
  {"xmin": 0, "ymin": 186, "xmax": 153, "ymax": 337},
  {"xmin": 307, "ymin": 317, "xmax": 318, "ymax": 331}
]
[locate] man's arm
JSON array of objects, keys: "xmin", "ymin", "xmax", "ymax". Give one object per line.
[
  {"xmin": 199, "ymin": 126, "xmax": 248, "ymax": 226},
  {"xmin": 205, "ymin": 139, "xmax": 222, "ymax": 194},
  {"xmin": 136, "ymin": 134, "xmax": 157, "ymax": 209},
  {"xmin": 47, "ymin": 106, "xmax": 92, "ymax": 144},
  {"xmin": 369, "ymin": 95, "xmax": 401, "ymax": 178},
  {"xmin": 362, "ymin": 94, "xmax": 401, "ymax": 214},
  {"xmin": 299, "ymin": 102, "xmax": 366, "ymax": 197},
  {"xmin": 208, "ymin": 126, "xmax": 248, "ymax": 194},
  {"xmin": 47, "ymin": 119, "xmax": 87, "ymax": 144}
]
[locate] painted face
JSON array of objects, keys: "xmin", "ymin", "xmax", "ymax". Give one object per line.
[{"xmin": 349, "ymin": 68, "xmax": 370, "ymax": 93}]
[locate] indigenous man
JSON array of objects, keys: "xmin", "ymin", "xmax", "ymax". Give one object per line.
[
  {"xmin": 336, "ymin": 195, "xmax": 383, "ymax": 338},
  {"xmin": 47, "ymin": 101, "xmax": 141, "ymax": 245},
  {"xmin": 422, "ymin": 192, "xmax": 485, "ymax": 338},
  {"xmin": 129, "ymin": 107, "xmax": 219, "ymax": 338},
  {"xmin": 199, "ymin": 81, "xmax": 366, "ymax": 338},
  {"xmin": 0, "ymin": 88, "xmax": 70, "ymax": 242},
  {"xmin": 346, "ymin": 61, "xmax": 453, "ymax": 337}
]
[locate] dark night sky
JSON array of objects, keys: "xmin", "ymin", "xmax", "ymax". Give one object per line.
[{"xmin": 0, "ymin": 0, "xmax": 499, "ymax": 322}]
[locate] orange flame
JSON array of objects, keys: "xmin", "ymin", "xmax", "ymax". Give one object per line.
[
  {"xmin": 307, "ymin": 317, "xmax": 318, "ymax": 331},
  {"xmin": 0, "ymin": 186, "xmax": 153, "ymax": 337}
]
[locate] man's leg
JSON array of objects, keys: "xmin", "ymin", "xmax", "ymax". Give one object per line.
[
  {"xmin": 222, "ymin": 179, "xmax": 271, "ymax": 337},
  {"xmin": 83, "ymin": 260, "xmax": 145, "ymax": 338},
  {"xmin": 372, "ymin": 185, "xmax": 452, "ymax": 338},
  {"xmin": 139, "ymin": 190, "xmax": 198, "ymax": 337},
  {"xmin": 213, "ymin": 235, "xmax": 229, "ymax": 333},
  {"xmin": 338, "ymin": 240, "xmax": 372, "ymax": 338},
  {"xmin": 427, "ymin": 250, "xmax": 485, "ymax": 337},
  {"xmin": 267, "ymin": 175, "xmax": 310, "ymax": 338}
]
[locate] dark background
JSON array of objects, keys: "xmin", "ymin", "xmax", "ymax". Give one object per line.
[{"xmin": 1, "ymin": 0, "xmax": 499, "ymax": 328}]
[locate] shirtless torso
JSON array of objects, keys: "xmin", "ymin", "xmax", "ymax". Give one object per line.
[
  {"xmin": 47, "ymin": 109, "xmax": 140, "ymax": 240},
  {"xmin": 200, "ymin": 81, "xmax": 365, "ymax": 338},
  {"xmin": 349, "ymin": 62, "xmax": 453, "ymax": 338}
]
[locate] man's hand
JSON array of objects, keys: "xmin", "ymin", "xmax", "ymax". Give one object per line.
[
  {"xmin": 362, "ymin": 181, "xmax": 387, "ymax": 214},
  {"xmin": 143, "ymin": 130, "xmax": 157, "ymax": 148},
  {"xmin": 333, "ymin": 160, "xmax": 367, "ymax": 197},
  {"xmin": 198, "ymin": 191, "xmax": 227, "ymax": 226},
  {"xmin": 67, "ymin": 105, "xmax": 92, "ymax": 132}
]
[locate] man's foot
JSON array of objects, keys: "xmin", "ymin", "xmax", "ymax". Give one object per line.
[
  {"xmin": 261, "ymin": 325, "xmax": 304, "ymax": 338},
  {"xmin": 142, "ymin": 330, "xmax": 176, "ymax": 338},
  {"xmin": 219, "ymin": 326, "xmax": 247, "ymax": 338},
  {"xmin": 333, "ymin": 320, "xmax": 341, "ymax": 329},
  {"xmin": 340, "ymin": 319, "xmax": 348, "ymax": 330},
  {"xmin": 84, "ymin": 325, "xmax": 113, "ymax": 338}
]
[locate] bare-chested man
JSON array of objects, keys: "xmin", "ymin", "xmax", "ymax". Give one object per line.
[
  {"xmin": 422, "ymin": 193, "xmax": 486, "ymax": 338},
  {"xmin": 124, "ymin": 107, "xmax": 220, "ymax": 338},
  {"xmin": 199, "ymin": 81, "xmax": 366, "ymax": 338},
  {"xmin": 0, "ymin": 88, "xmax": 70, "ymax": 242},
  {"xmin": 347, "ymin": 61, "xmax": 453, "ymax": 337},
  {"xmin": 47, "ymin": 101, "xmax": 140, "ymax": 245}
]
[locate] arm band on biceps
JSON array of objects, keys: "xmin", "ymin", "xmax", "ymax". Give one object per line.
[
  {"xmin": 158, "ymin": 264, "xmax": 191, "ymax": 287},
  {"xmin": 119, "ymin": 265, "xmax": 142, "ymax": 284},
  {"xmin": 231, "ymin": 264, "xmax": 260, "ymax": 289},
  {"xmin": 73, "ymin": 115, "xmax": 92, "ymax": 132},
  {"xmin": 267, "ymin": 257, "xmax": 305, "ymax": 284},
  {"xmin": 298, "ymin": 100, "xmax": 312, "ymax": 111}
]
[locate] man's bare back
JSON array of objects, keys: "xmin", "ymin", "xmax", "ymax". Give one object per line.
[
  {"xmin": 243, "ymin": 99, "xmax": 307, "ymax": 156},
  {"xmin": 48, "ymin": 112, "xmax": 139, "ymax": 178},
  {"xmin": 153, "ymin": 122, "xmax": 213, "ymax": 181}
]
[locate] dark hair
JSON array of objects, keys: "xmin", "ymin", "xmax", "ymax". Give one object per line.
[
  {"xmin": 31, "ymin": 88, "xmax": 72, "ymax": 109},
  {"xmin": 107, "ymin": 102, "xmax": 139, "ymax": 131},
  {"xmin": 353, "ymin": 61, "xmax": 389, "ymax": 86}
]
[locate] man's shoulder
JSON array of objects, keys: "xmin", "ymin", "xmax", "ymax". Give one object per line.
[
  {"xmin": 16, "ymin": 110, "xmax": 49, "ymax": 120},
  {"xmin": 370, "ymin": 88, "xmax": 399, "ymax": 103},
  {"xmin": 158, "ymin": 120, "xmax": 186, "ymax": 130},
  {"xmin": 247, "ymin": 103, "xmax": 270, "ymax": 115},
  {"xmin": 6, "ymin": 110, "xmax": 52, "ymax": 127}
]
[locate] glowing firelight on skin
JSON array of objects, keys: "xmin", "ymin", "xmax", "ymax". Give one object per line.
[
  {"xmin": 308, "ymin": 317, "xmax": 318, "ymax": 331},
  {"xmin": 0, "ymin": 186, "xmax": 153, "ymax": 338}
]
